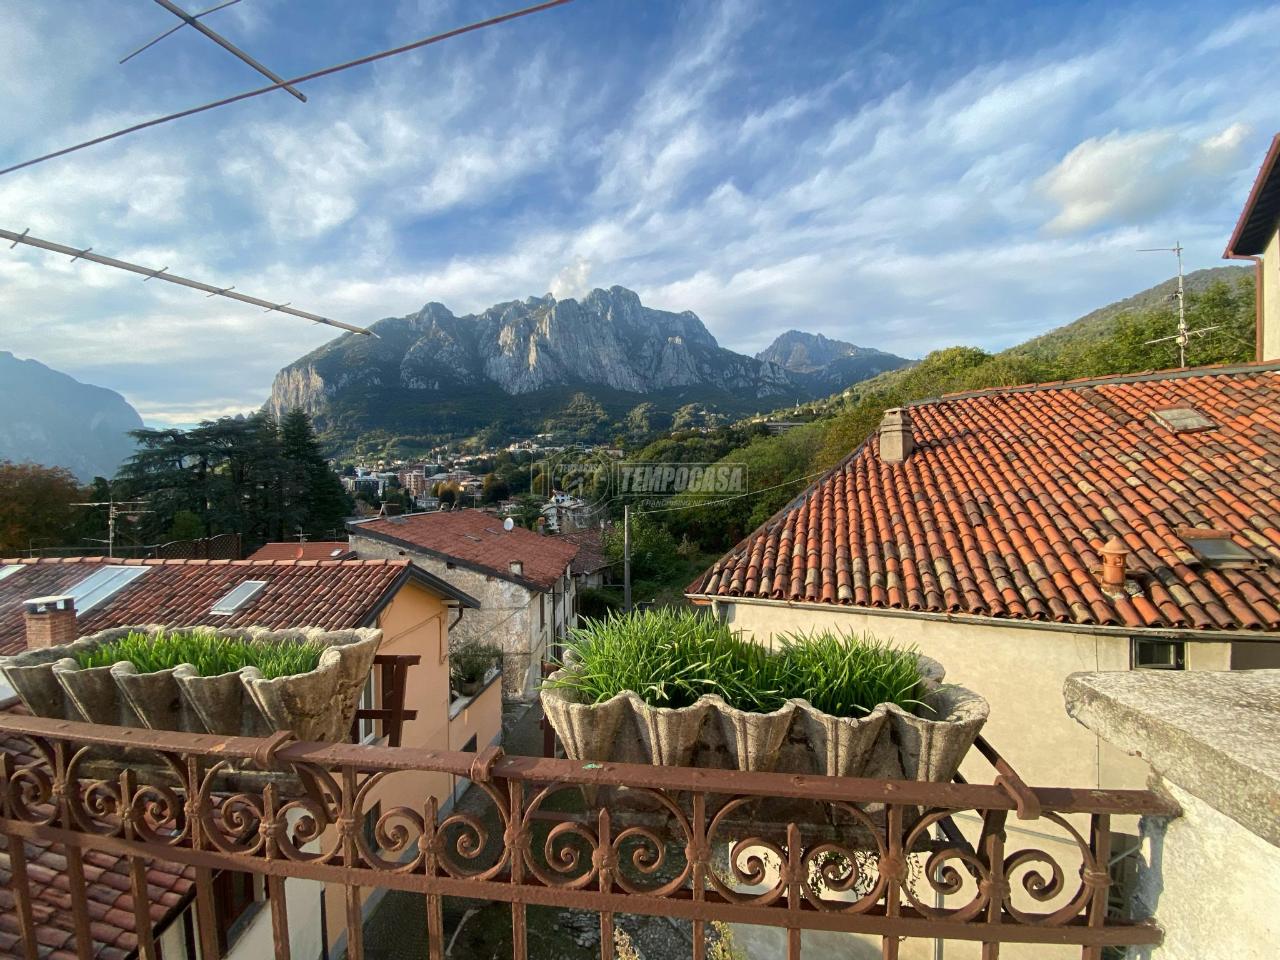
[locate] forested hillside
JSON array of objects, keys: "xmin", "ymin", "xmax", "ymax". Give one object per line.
[{"xmin": 635, "ymin": 268, "xmax": 1256, "ymax": 558}]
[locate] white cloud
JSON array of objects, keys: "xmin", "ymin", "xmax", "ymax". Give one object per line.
[
  {"xmin": 1039, "ymin": 123, "xmax": 1253, "ymax": 233},
  {"xmin": 549, "ymin": 257, "xmax": 593, "ymax": 300}
]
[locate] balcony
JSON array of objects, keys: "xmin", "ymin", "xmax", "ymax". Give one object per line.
[{"xmin": 0, "ymin": 706, "xmax": 1176, "ymax": 960}]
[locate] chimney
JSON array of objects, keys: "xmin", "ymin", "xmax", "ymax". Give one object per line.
[
  {"xmin": 1100, "ymin": 538, "xmax": 1128, "ymax": 598},
  {"xmin": 24, "ymin": 595, "xmax": 77, "ymax": 650},
  {"xmin": 509, "ymin": 560, "xmax": 524, "ymax": 577},
  {"xmin": 879, "ymin": 408, "xmax": 914, "ymax": 464}
]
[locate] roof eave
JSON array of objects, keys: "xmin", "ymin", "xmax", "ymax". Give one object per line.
[
  {"xmin": 348, "ymin": 524, "xmax": 563, "ymax": 593},
  {"xmin": 1224, "ymin": 132, "xmax": 1280, "ymax": 259},
  {"xmin": 687, "ymin": 592, "xmax": 1280, "ymax": 643}
]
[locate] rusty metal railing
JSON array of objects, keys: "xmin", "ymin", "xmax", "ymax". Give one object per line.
[{"xmin": 0, "ymin": 713, "xmax": 1176, "ymax": 960}]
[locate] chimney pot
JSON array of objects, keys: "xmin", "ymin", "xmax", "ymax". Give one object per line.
[
  {"xmin": 879, "ymin": 407, "xmax": 914, "ymax": 464},
  {"xmin": 509, "ymin": 560, "xmax": 524, "ymax": 576},
  {"xmin": 24, "ymin": 595, "xmax": 78, "ymax": 650},
  {"xmin": 1100, "ymin": 537, "xmax": 1128, "ymax": 596}
]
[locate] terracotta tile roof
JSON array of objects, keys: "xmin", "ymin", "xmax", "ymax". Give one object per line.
[
  {"xmin": 350, "ymin": 511, "xmax": 580, "ymax": 590},
  {"xmin": 555, "ymin": 528, "xmax": 612, "ymax": 576},
  {"xmin": 0, "ymin": 557, "xmax": 415, "ymax": 655},
  {"xmin": 690, "ymin": 365, "xmax": 1280, "ymax": 632},
  {"xmin": 247, "ymin": 541, "xmax": 356, "ymax": 561},
  {"xmin": 0, "ymin": 709, "xmax": 193, "ymax": 959}
]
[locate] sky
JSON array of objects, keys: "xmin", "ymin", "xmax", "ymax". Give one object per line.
[{"xmin": 2, "ymin": 0, "xmax": 1279, "ymax": 426}]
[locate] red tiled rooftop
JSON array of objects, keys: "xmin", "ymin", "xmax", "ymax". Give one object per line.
[
  {"xmin": 0, "ymin": 557, "xmax": 414, "ymax": 655},
  {"xmin": 555, "ymin": 528, "xmax": 612, "ymax": 576},
  {"xmin": 351, "ymin": 511, "xmax": 580, "ymax": 590},
  {"xmin": 690, "ymin": 365, "xmax": 1280, "ymax": 632},
  {"xmin": 247, "ymin": 541, "xmax": 356, "ymax": 561},
  {"xmin": 0, "ymin": 710, "xmax": 193, "ymax": 959}
]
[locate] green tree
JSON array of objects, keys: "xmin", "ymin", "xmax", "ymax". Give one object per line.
[
  {"xmin": 167, "ymin": 510, "xmax": 205, "ymax": 542},
  {"xmin": 604, "ymin": 511, "xmax": 677, "ymax": 581},
  {"xmin": 510, "ymin": 494, "xmax": 544, "ymax": 530},
  {"xmin": 481, "ymin": 473, "xmax": 510, "ymax": 503},
  {"xmin": 0, "ymin": 461, "xmax": 84, "ymax": 555}
]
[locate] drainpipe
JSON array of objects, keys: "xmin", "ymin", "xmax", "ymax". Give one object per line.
[{"xmin": 1224, "ymin": 252, "xmax": 1264, "ymax": 360}]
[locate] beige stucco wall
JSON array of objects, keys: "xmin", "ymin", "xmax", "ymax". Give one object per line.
[
  {"xmin": 350, "ymin": 532, "xmax": 572, "ymax": 698},
  {"xmin": 1262, "ymin": 229, "xmax": 1280, "ymax": 361},
  {"xmin": 1133, "ymin": 778, "xmax": 1280, "ymax": 959}
]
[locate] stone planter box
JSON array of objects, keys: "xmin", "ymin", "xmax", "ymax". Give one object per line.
[
  {"xmin": 0, "ymin": 625, "xmax": 382, "ymax": 742},
  {"xmin": 541, "ymin": 655, "xmax": 988, "ymax": 783}
]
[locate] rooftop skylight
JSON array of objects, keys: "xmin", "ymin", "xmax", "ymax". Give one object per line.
[
  {"xmin": 1151, "ymin": 407, "xmax": 1217, "ymax": 433},
  {"xmin": 71, "ymin": 566, "xmax": 151, "ymax": 613},
  {"xmin": 211, "ymin": 580, "xmax": 268, "ymax": 615},
  {"xmin": 1182, "ymin": 530, "xmax": 1258, "ymax": 567},
  {"xmin": 0, "ymin": 564, "xmax": 23, "ymax": 583}
]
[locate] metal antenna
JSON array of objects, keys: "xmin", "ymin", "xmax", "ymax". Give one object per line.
[
  {"xmin": 120, "ymin": 0, "xmax": 243, "ymax": 64},
  {"xmin": 1138, "ymin": 241, "xmax": 1219, "ymax": 369},
  {"xmin": 0, "ymin": 0, "xmax": 574, "ymax": 177},
  {"xmin": 148, "ymin": 0, "xmax": 307, "ymax": 101},
  {"xmin": 71, "ymin": 499, "xmax": 150, "ymax": 558},
  {"xmin": 1, "ymin": 226, "xmax": 374, "ymax": 337}
]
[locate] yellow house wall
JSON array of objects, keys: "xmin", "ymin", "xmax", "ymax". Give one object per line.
[
  {"xmin": 320, "ymin": 581, "xmax": 501, "ymax": 952},
  {"xmin": 1262, "ymin": 229, "xmax": 1280, "ymax": 361}
]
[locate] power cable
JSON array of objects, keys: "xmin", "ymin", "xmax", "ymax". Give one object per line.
[{"xmin": 0, "ymin": 0, "xmax": 575, "ymax": 177}]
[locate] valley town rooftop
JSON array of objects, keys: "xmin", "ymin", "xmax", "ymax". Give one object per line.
[{"xmin": 689, "ymin": 362, "xmax": 1280, "ymax": 632}]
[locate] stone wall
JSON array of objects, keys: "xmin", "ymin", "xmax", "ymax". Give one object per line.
[{"xmin": 1066, "ymin": 669, "xmax": 1280, "ymax": 959}]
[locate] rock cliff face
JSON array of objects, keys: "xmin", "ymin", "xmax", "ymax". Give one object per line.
[
  {"xmin": 0, "ymin": 351, "xmax": 143, "ymax": 480},
  {"xmin": 267, "ymin": 286, "xmax": 803, "ymax": 445}
]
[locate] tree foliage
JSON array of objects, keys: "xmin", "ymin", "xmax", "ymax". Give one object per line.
[
  {"xmin": 0, "ymin": 461, "xmax": 85, "ymax": 555},
  {"xmin": 117, "ymin": 411, "xmax": 352, "ymax": 550}
]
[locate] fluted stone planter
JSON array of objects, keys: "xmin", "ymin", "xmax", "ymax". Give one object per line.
[
  {"xmin": 541, "ymin": 655, "xmax": 988, "ymax": 784},
  {"xmin": 0, "ymin": 625, "xmax": 382, "ymax": 742}
]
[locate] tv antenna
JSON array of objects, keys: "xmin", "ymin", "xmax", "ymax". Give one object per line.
[
  {"xmin": 72, "ymin": 499, "xmax": 149, "ymax": 558},
  {"xmin": 1138, "ymin": 241, "xmax": 1219, "ymax": 368}
]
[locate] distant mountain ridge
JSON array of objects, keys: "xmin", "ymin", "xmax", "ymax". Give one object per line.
[
  {"xmin": 756, "ymin": 330, "xmax": 911, "ymax": 390},
  {"xmin": 268, "ymin": 286, "xmax": 903, "ymax": 450},
  {"xmin": 0, "ymin": 352, "xmax": 143, "ymax": 481}
]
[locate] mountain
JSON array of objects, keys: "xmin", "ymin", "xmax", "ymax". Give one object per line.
[
  {"xmin": 756, "ymin": 330, "xmax": 911, "ymax": 390},
  {"xmin": 755, "ymin": 265, "xmax": 1256, "ymax": 425},
  {"xmin": 0, "ymin": 352, "xmax": 143, "ymax": 481},
  {"xmin": 1000, "ymin": 265, "xmax": 1250, "ymax": 364},
  {"xmin": 269, "ymin": 286, "xmax": 844, "ymax": 451}
]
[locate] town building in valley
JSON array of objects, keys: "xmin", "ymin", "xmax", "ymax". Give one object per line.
[
  {"xmin": 0, "ymin": 555, "xmax": 491, "ymax": 959},
  {"xmin": 347, "ymin": 511, "xmax": 580, "ymax": 698}
]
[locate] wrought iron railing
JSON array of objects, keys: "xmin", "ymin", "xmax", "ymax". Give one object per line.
[{"xmin": 0, "ymin": 713, "xmax": 1175, "ymax": 960}]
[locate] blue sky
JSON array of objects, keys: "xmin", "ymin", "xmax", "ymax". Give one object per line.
[{"xmin": 2, "ymin": 0, "xmax": 1278, "ymax": 425}]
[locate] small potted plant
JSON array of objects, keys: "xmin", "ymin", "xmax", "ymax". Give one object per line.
[
  {"xmin": 541, "ymin": 610, "xmax": 987, "ymax": 783},
  {"xmin": 0, "ymin": 625, "xmax": 381, "ymax": 742},
  {"xmin": 451, "ymin": 641, "xmax": 502, "ymax": 698}
]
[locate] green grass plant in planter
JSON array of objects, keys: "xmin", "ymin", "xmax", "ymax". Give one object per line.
[
  {"xmin": 74, "ymin": 629, "xmax": 323, "ymax": 679},
  {"xmin": 451, "ymin": 641, "xmax": 503, "ymax": 697},
  {"xmin": 546, "ymin": 610, "xmax": 929, "ymax": 718},
  {"xmin": 0, "ymin": 624, "xmax": 383, "ymax": 744},
  {"xmin": 541, "ymin": 610, "xmax": 988, "ymax": 783}
]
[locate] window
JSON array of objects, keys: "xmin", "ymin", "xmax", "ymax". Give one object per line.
[
  {"xmin": 1181, "ymin": 530, "xmax": 1257, "ymax": 568},
  {"xmin": 540, "ymin": 594, "xmax": 546, "ymax": 630},
  {"xmin": 1150, "ymin": 406, "xmax": 1217, "ymax": 433},
  {"xmin": 1131, "ymin": 637, "xmax": 1185, "ymax": 671},
  {"xmin": 210, "ymin": 580, "xmax": 268, "ymax": 614},
  {"xmin": 70, "ymin": 566, "xmax": 150, "ymax": 613},
  {"xmin": 0, "ymin": 564, "xmax": 23, "ymax": 583}
]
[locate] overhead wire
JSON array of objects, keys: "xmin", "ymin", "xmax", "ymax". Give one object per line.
[{"xmin": 0, "ymin": 0, "xmax": 575, "ymax": 177}]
